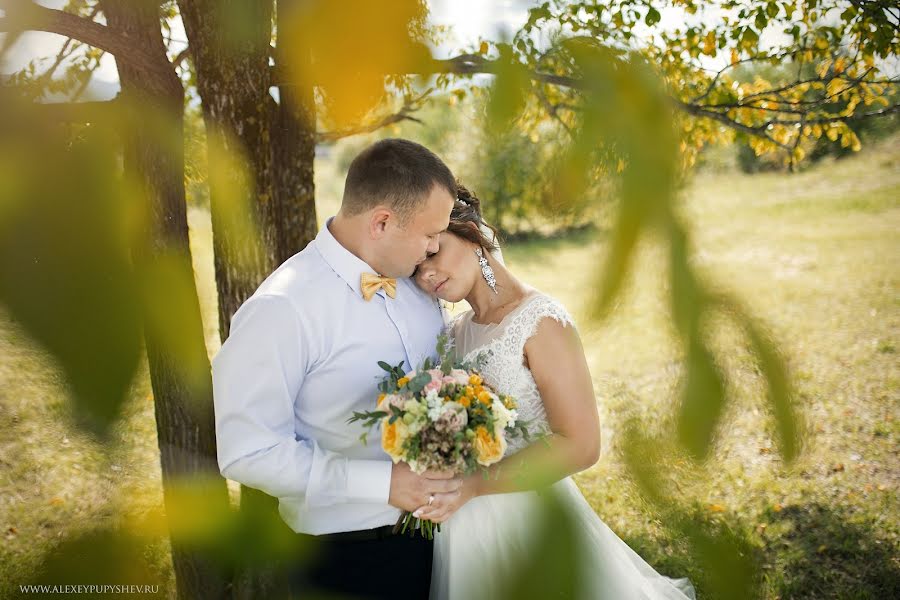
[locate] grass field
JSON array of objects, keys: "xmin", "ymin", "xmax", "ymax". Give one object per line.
[{"xmin": 1, "ymin": 134, "xmax": 898, "ymax": 598}]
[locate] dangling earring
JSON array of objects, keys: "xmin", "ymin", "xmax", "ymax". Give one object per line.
[{"xmin": 475, "ymin": 247, "xmax": 498, "ymax": 294}]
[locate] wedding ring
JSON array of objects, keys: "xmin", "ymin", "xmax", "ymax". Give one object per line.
[{"xmin": 428, "ymin": 494, "xmax": 435, "ymax": 506}]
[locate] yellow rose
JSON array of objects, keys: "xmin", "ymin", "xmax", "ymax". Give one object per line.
[
  {"xmin": 377, "ymin": 393, "xmax": 386, "ymax": 407},
  {"xmin": 381, "ymin": 419, "xmax": 409, "ymax": 461},
  {"xmin": 477, "ymin": 390, "xmax": 492, "ymax": 405},
  {"xmin": 459, "ymin": 396, "xmax": 471, "ymax": 408},
  {"xmin": 469, "ymin": 374, "xmax": 482, "ymax": 386},
  {"xmin": 473, "ymin": 425, "xmax": 506, "ymax": 466},
  {"xmin": 397, "ymin": 376, "xmax": 410, "ymax": 387}
]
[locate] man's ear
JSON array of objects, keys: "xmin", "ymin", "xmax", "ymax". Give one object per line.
[{"xmin": 369, "ymin": 207, "xmax": 392, "ymax": 239}]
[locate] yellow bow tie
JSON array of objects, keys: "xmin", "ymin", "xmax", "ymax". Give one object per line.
[{"xmin": 360, "ymin": 272, "xmax": 397, "ymax": 301}]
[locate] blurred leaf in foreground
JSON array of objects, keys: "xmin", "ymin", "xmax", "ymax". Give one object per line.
[{"xmin": 0, "ymin": 98, "xmax": 144, "ymax": 437}]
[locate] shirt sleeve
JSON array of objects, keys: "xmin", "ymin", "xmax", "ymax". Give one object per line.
[{"xmin": 211, "ymin": 293, "xmax": 393, "ymax": 507}]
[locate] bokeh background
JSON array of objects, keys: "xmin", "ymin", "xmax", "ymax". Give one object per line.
[{"xmin": 1, "ymin": 1, "xmax": 898, "ymax": 598}]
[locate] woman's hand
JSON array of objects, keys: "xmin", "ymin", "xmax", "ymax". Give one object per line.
[{"xmin": 411, "ymin": 472, "xmax": 481, "ymax": 524}]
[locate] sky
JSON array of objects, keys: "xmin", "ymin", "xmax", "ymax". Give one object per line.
[{"xmin": 0, "ymin": 0, "xmax": 893, "ymax": 101}]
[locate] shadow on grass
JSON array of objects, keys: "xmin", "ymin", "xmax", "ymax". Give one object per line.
[
  {"xmin": 501, "ymin": 223, "xmax": 608, "ymax": 267},
  {"xmin": 765, "ymin": 502, "xmax": 900, "ymax": 600}
]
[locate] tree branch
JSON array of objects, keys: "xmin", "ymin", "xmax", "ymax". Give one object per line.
[
  {"xmin": 270, "ymin": 53, "xmax": 584, "ymax": 90},
  {"xmin": 0, "ymin": 1, "xmax": 167, "ymax": 76},
  {"xmin": 316, "ymin": 111, "xmax": 421, "ymax": 142},
  {"xmin": 16, "ymin": 96, "xmax": 121, "ymax": 122},
  {"xmin": 316, "ymin": 90, "xmax": 431, "ymax": 142}
]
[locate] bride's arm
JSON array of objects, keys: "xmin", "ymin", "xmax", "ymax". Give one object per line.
[{"xmin": 414, "ymin": 317, "xmax": 601, "ymax": 522}]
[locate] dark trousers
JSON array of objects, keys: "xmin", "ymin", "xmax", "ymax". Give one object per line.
[{"xmin": 287, "ymin": 529, "xmax": 434, "ymax": 600}]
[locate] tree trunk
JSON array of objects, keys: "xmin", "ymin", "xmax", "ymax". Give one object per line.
[
  {"xmin": 178, "ymin": 1, "xmax": 319, "ymax": 597},
  {"xmin": 100, "ymin": 1, "xmax": 230, "ymax": 598},
  {"xmin": 177, "ymin": 0, "xmax": 278, "ymax": 341},
  {"xmin": 272, "ymin": 0, "xmax": 319, "ymax": 264}
]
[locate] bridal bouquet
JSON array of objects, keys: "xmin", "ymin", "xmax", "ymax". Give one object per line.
[{"xmin": 348, "ymin": 334, "xmax": 531, "ymax": 539}]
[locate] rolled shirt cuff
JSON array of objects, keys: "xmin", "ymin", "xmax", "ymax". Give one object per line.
[{"xmin": 346, "ymin": 459, "xmax": 393, "ymax": 505}]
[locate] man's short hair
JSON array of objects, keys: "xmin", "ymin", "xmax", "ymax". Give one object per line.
[{"xmin": 341, "ymin": 138, "xmax": 456, "ymax": 223}]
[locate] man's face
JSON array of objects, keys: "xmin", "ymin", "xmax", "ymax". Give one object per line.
[{"xmin": 378, "ymin": 184, "xmax": 454, "ymax": 278}]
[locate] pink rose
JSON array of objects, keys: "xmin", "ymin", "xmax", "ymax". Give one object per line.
[
  {"xmin": 450, "ymin": 369, "xmax": 470, "ymax": 385},
  {"xmin": 381, "ymin": 394, "xmax": 405, "ymax": 411}
]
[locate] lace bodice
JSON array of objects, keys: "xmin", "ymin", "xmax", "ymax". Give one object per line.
[{"xmin": 448, "ymin": 290, "xmax": 575, "ymax": 454}]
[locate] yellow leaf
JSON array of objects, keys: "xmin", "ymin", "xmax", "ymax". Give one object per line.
[
  {"xmin": 827, "ymin": 78, "xmax": 846, "ymax": 98},
  {"xmin": 730, "ymin": 48, "xmax": 739, "ymax": 65},
  {"xmin": 479, "ymin": 41, "xmax": 489, "ymax": 55},
  {"xmin": 702, "ymin": 31, "xmax": 716, "ymax": 56},
  {"xmin": 280, "ymin": 0, "xmax": 430, "ymax": 129},
  {"xmin": 833, "ymin": 57, "xmax": 846, "ymax": 74},
  {"xmin": 707, "ymin": 503, "xmax": 726, "ymax": 513}
]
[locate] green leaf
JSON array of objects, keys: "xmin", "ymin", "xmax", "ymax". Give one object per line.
[
  {"xmin": 755, "ymin": 9, "xmax": 768, "ymax": 31},
  {"xmin": 407, "ymin": 371, "xmax": 432, "ymax": 394},
  {"xmin": 0, "ymin": 109, "xmax": 143, "ymax": 436},
  {"xmin": 501, "ymin": 489, "xmax": 582, "ymax": 598},
  {"xmin": 645, "ymin": 7, "xmax": 661, "ymax": 26},
  {"xmin": 743, "ymin": 315, "xmax": 801, "ymax": 462},
  {"xmin": 677, "ymin": 338, "xmax": 727, "ymax": 460},
  {"xmin": 486, "ymin": 44, "xmax": 530, "ymax": 138}
]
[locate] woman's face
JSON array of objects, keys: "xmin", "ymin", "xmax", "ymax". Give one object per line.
[{"xmin": 414, "ymin": 230, "xmax": 479, "ymax": 303}]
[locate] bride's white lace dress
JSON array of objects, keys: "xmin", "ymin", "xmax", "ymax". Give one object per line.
[{"xmin": 429, "ymin": 289, "xmax": 696, "ymax": 600}]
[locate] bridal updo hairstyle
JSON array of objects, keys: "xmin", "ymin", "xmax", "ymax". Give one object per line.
[
  {"xmin": 448, "ymin": 184, "xmax": 500, "ymax": 253},
  {"xmin": 341, "ymin": 138, "xmax": 456, "ymax": 224}
]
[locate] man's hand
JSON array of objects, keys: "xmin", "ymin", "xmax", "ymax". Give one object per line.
[{"xmin": 388, "ymin": 462, "xmax": 462, "ymax": 512}]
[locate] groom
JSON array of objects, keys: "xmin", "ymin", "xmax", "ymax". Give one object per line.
[{"xmin": 211, "ymin": 138, "xmax": 461, "ymax": 599}]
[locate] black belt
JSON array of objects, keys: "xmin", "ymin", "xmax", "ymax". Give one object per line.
[{"xmin": 313, "ymin": 524, "xmax": 398, "ymax": 542}]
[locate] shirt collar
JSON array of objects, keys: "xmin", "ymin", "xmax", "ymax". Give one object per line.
[{"xmin": 314, "ymin": 216, "xmax": 382, "ymax": 298}]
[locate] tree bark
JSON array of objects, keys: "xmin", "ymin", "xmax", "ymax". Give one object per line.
[
  {"xmin": 99, "ymin": 1, "xmax": 230, "ymax": 598},
  {"xmin": 272, "ymin": 0, "xmax": 318, "ymax": 264},
  {"xmin": 177, "ymin": 0, "xmax": 279, "ymax": 341},
  {"xmin": 178, "ymin": 1, "xmax": 317, "ymax": 597}
]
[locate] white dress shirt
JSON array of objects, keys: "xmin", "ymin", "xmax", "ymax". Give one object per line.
[{"xmin": 211, "ymin": 217, "xmax": 446, "ymax": 535}]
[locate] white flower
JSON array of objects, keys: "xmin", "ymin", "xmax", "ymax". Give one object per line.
[
  {"xmin": 491, "ymin": 399, "xmax": 512, "ymax": 428},
  {"xmin": 425, "ymin": 388, "xmax": 443, "ymax": 421},
  {"xmin": 404, "ymin": 398, "xmax": 425, "ymax": 415}
]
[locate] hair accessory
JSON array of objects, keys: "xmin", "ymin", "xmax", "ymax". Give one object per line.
[{"xmin": 475, "ymin": 247, "xmax": 498, "ymax": 294}]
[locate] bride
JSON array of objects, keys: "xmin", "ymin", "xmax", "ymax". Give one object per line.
[{"xmin": 412, "ymin": 186, "xmax": 696, "ymax": 600}]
